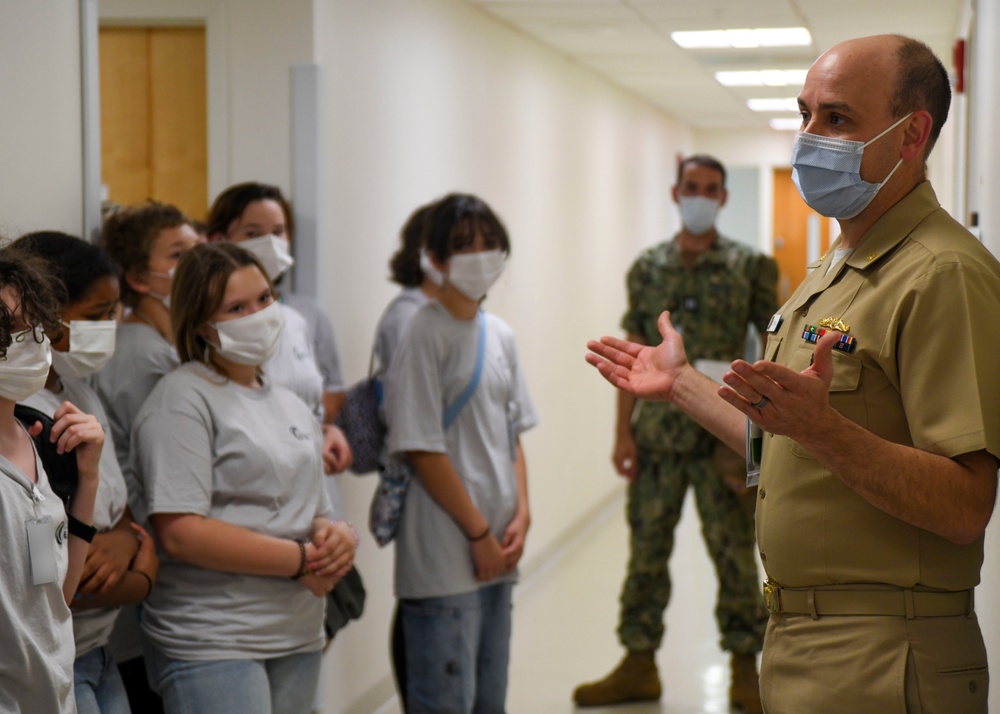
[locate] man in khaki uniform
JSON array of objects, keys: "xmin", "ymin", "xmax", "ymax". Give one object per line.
[{"xmin": 587, "ymin": 35, "xmax": 999, "ymax": 714}]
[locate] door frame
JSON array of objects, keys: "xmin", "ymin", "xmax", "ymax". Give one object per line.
[{"xmin": 79, "ymin": 0, "xmax": 229, "ymax": 240}]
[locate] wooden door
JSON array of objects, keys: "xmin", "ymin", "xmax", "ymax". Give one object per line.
[
  {"xmin": 772, "ymin": 168, "xmax": 831, "ymax": 304},
  {"xmin": 99, "ymin": 27, "xmax": 208, "ymax": 221}
]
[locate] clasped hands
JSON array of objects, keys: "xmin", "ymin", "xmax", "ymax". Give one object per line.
[{"xmin": 299, "ymin": 519, "xmax": 357, "ymax": 597}]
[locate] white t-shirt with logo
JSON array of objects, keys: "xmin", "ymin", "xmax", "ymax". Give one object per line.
[{"xmin": 0, "ymin": 448, "xmax": 74, "ymax": 713}]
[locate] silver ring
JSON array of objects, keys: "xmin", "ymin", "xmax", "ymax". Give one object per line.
[{"xmin": 750, "ymin": 395, "xmax": 769, "ymax": 410}]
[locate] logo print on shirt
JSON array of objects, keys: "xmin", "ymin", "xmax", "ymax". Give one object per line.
[
  {"xmin": 289, "ymin": 425, "xmax": 310, "ymax": 441},
  {"xmin": 55, "ymin": 520, "xmax": 67, "ymax": 545}
]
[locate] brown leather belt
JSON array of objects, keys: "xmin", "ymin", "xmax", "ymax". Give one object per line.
[{"xmin": 763, "ymin": 581, "xmax": 974, "ymax": 619}]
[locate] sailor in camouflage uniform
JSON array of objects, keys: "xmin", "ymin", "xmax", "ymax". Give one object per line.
[{"xmin": 574, "ymin": 155, "xmax": 778, "ymax": 712}]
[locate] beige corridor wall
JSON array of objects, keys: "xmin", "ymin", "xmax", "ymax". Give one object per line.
[
  {"xmin": 310, "ymin": 0, "xmax": 692, "ymax": 710},
  {"xmin": 0, "ymin": 1, "xmax": 84, "ymax": 237}
]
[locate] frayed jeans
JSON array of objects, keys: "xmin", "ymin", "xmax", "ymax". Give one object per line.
[{"xmin": 400, "ymin": 581, "xmax": 513, "ymax": 714}]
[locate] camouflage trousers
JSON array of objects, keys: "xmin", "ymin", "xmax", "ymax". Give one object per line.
[{"xmin": 617, "ymin": 446, "xmax": 767, "ymax": 654}]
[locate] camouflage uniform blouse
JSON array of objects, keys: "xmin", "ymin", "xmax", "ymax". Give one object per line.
[{"xmin": 621, "ymin": 235, "xmax": 778, "ymax": 455}]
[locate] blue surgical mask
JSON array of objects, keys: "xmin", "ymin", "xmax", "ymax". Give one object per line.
[{"xmin": 791, "ymin": 113, "xmax": 912, "ymax": 220}]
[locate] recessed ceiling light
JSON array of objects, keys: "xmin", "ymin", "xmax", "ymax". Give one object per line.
[
  {"xmin": 715, "ymin": 69, "xmax": 809, "ymax": 87},
  {"xmin": 671, "ymin": 27, "xmax": 811, "ymax": 49},
  {"xmin": 747, "ymin": 97, "xmax": 800, "ymax": 112},
  {"xmin": 770, "ymin": 118, "xmax": 803, "ymax": 131}
]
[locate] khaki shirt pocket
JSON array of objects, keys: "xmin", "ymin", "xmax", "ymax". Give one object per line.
[{"xmin": 788, "ymin": 344, "xmax": 864, "ymax": 458}]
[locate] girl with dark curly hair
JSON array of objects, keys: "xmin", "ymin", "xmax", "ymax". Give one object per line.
[{"xmin": 0, "ymin": 243, "xmax": 105, "ymax": 713}]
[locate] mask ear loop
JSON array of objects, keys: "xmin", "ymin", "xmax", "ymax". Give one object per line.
[
  {"xmin": 861, "ymin": 112, "xmax": 914, "ymax": 149},
  {"xmin": 860, "ymin": 113, "xmax": 912, "ymax": 192},
  {"xmin": 876, "ymin": 158, "xmax": 904, "ymax": 188}
]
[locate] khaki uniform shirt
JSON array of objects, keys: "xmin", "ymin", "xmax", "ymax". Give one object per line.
[
  {"xmin": 757, "ymin": 182, "xmax": 1000, "ymax": 590},
  {"xmin": 622, "ymin": 235, "xmax": 778, "ymax": 454}
]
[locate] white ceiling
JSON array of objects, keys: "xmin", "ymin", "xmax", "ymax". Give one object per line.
[{"xmin": 466, "ymin": 0, "xmax": 965, "ymax": 131}]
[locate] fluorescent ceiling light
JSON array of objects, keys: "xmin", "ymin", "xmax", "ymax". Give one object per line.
[
  {"xmin": 716, "ymin": 69, "xmax": 809, "ymax": 87},
  {"xmin": 747, "ymin": 97, "xmax": 800, "ymax": 112},
  {"xmin": 672, "ymin": 27, "xmax": 811, "ymax": 49},
  {"xmin": 770, "ymin": 118, "xmax": 803, "ymax": 131}
]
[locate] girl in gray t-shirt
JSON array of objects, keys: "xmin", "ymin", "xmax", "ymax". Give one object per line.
[
  {"xmin": 132, "ymin": 243, "xmax": 358, "ymax": 714},
  {"xmin": 0, "ymin": 244, "xmax": 105, "ymax": 714},
  {"xmin": 385, "ymin": 194, "xmax": 537, "ymax": 713}
]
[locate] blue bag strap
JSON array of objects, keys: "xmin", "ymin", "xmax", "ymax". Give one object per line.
[{"xmin": 442, "ymin": 310, "xmax": 487, "ymax": 429}]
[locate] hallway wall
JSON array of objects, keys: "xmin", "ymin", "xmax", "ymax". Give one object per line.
[{"xmin": 0, "ymin": 1, "xmax": 85, "ymax": 236}]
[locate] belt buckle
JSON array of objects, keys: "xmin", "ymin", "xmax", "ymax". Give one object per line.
[{"xmin": 764, "ymin": 581, "xmax": 782, "ymax": 614}]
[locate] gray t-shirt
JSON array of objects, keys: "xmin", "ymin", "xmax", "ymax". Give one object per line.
[
  {"xmin": 24, "ymin": 378, "xmax": 129, "ymax": 657},
  {"xmin": 373, "ymin": 287, "xmax": 431, "ymax": 466},
  {"xmin": 92, "ymin": 321, "xmax": 178, "ymax": 519},
  {"xmin": 386, "ymin": 302, "xmax": 538, "ymax": 599},
  {"xmin": 264, "ymin": 303, "xmax": 325, "ymax": 422},
  {"xmin": 375, "ymin": 287, "xmax": 430, "ymax": 375},
  {"xmin": 283, "ymin": 292, "xmax": 345, "ymax": 392},
  {"xmin": 132, "ymin": 362, "xmax": 334, "ymax": 660},
  {"xmin": 0, "ymin": 449, "xmax": 75, "ymax": 713}
]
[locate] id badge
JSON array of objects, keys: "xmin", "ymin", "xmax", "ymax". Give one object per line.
[
  {"xmin": 745, "ymin": 418, "xmax": 762, "ymax": 488},
  {"xmin": 26, "ymin": 516, "xmax": 57, "ymax": 586}
]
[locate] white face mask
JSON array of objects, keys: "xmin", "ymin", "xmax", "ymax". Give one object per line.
[
  {"xmin": 147, "ymin": 266, "xmax": 175, "ymax": 309},
  {"xmin": 239, "ymin": 235, "xmax": 294, "ymax": 281},
  {"xmin": 447, "ymin": 249, "xmax": 506, "ymax": 301},
  {"xmin": 0, "ymin": 329, "xmax": 52, "ymax": 401},
  {"xmin": 678, "ymin": 196, "xmax": 721, "ymax": 235},
  {"xmin": 51, "ymin": 320, "xmax": 117, "ymax": 379},
  {"xmin": 209, "ymin": 301, "xmax": 285, "ymax": 366},
  {"xmin": 419, "ymin": 249, "xmax": 445, "ymax": 287}
]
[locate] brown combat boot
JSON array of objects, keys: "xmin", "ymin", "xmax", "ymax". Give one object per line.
[
  {"xmin": 730, "ymin": 652, "xmax": 762, "ymax": 714},
  {"xmin": 573, "ymin": 651, "xmax": 661, "ymax": 707}
]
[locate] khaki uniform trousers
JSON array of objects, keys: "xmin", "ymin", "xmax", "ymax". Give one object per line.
[{"xmin": 760, "ymin": 610, "xmax": 988, "ymax": 713}]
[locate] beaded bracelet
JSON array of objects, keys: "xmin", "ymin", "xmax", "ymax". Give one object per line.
[{"xmin": 291, "ymin": 539, "xmax": 309, "ymax": 580}]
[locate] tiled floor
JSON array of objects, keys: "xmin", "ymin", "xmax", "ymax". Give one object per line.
[
  {"xmin": 375, "ymin": 487, "xmax": 745, "ymax": 713},
  {"xmin": 507, "ymin": 489, "xmax": 740, "ymax": 714}
]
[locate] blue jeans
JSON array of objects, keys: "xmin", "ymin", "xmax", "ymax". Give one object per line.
[
  {"xmin": 75, "ymin": 646, "xmax": 132, "ymax": 714},
  {"xmin": 144, "ymin": 642, "xmax": 322, "ymax": 714},
  {"xmin": 400, "ymin": 581, "xmax": 513, "ymax": 714}
]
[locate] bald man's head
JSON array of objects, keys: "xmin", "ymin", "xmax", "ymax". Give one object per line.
[{"xmin": 815, "ymin": 35, "xmax": 950, "ymax": 158}]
